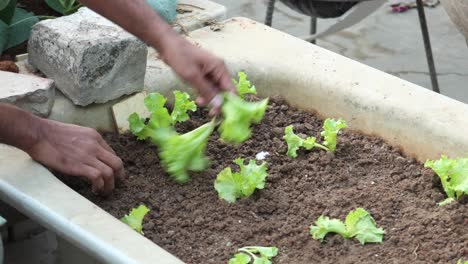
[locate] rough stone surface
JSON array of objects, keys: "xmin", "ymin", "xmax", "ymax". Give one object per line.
[
  {"xmin": 28, "ymin": 7, "xmax": 147, "ymax": 106},
  {"xmin": 0, "ymin": 71, "xmax": 55, "ymax": 117}
]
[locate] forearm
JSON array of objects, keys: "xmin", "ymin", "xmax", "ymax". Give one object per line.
[
  {"xmin": 79, "ymin": 0, "xmax": 179, "ymax": 56},
  {"xmin": 0, "ymin": 104, "xmax": 41, "ymax": 152}
]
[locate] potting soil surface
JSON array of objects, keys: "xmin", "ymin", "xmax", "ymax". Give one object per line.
[{"xmin": 59, "ymin": 96, "xmax": 467, "ymax": 264}]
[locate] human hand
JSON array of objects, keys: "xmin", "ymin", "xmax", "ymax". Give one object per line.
[
  {"xmin": 26, "ymin": 119, "xmax": 124, "ymax": 195},
  {"xmin": 159, "ymin": 35, "xmax": 236, "ymax": 114}
]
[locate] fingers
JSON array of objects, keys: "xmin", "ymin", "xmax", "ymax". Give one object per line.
[
  {"xmin": 78, "ymin": 165, "xmax": 105, "ymax": 194},
  {"xmin": 86, "ymin": 159, "xmax": 115, "ymax": 195},
  {"xmin": 97, "ymin": 148, "xmax": 125, "ymax": 181}
]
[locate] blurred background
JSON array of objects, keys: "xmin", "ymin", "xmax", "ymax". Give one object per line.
[{"xmin": 212, "ymin": 0, "xmax": 468, "ymax": 103}]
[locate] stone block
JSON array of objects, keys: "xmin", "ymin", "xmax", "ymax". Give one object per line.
[
  {"xmin": 0, "ymin": 71, "xmax": 55, "ymax": 117},
  {"xmin": 28, "ymin": 8, "xmax": 147, "ymax": 106}
]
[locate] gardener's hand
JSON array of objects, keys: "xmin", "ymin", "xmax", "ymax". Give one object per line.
[
  {"xmin": 26, "ymin": 119, "xmax": 125, "ymax": 195},
  {"xmin": 159, "ymin": 35, "xmax": 236, "ymax": 114}
]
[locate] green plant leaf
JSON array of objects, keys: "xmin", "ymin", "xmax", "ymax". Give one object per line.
[
  {"xmin": 45, "ymin": 0, "xmax": 65, "ymax": 14},
  {"xmin": 159, "ymin": 121, "xmax": 215, "ymax": 183},
  {"xmin": 344, "ymin": 208, "xmax": 385, "ymax": 244},
  {"xmin": 0, "ymin": 0, "xmax": 15, "ymax": 24},
  {"xmin": 0, "ymin": 0, "xmax": 10, "ymax": 12},
  {"xmin": 0, "ymin": 19, "xmax": 7, "ymax": 52},
  {"xmin": 120, "ymin": 205, "xmax": 150, "ymax": 234},
  {"xmin": 309, "ymin": 216, "xmax": 347, "ymax": 242},
  {"xmin": 425, "ymin": 156, "xmax": 467, "ymax": 200},
  {"xmin": 218, "ymin": 93, "xmax": 268, "ymax": 144},
  {"xmin": 283, "ymin": 125, "xmax": 322, "ymax": 157},
  {"xmin": 438, "ymin": 197, "xmax": 455, "ymax": 206},
  {"xmin": 5, "ymin": 7, "xmax": 38, "ymax": 50},
  {"xmin": 171, "ymin": 90, "xmax": 196, "ymax": 124},
  {"xmin": 234, "ymin": 71, "xmax": 257, "ymax": 99},
  {"xmin": 229, "ymin": 253, "xmax": 251, "ymax": 264},
  {"xmin": 215, "ymin": 158, "xmax": 268, "ymax": 203},
  {"xmin": 320, "ymin": 118, "xmax": 347, "ymax": 152}
]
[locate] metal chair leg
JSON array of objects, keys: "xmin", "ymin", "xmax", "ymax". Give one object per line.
[
  {"xmin": 310, "ymin": 17, "xmax": 317, "ymax": 44},
  {"xmin": 416, "ymin": 0, "xmax": 440, "ymax": 93},
  {"xmin": 265, "ymin": 0, "xmax": 276, "ymax": 26}
]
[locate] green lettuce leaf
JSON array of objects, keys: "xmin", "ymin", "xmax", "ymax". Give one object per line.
[
  {"xmin": 229, "ymin": 246, "xmax": 278, "ymax": 264},
  {"xmin": 120, "ymin": 205, "xmax": 150, "ymax": 234},
  {"xmin": 283, "ymin": 125, "xmax": 327, "ymax": 157},
  {"xmin": 320, "ymin": 118, "xmax": 347, "ymax": 152},
  {"xmin": 309, "ymin": 216, "xmax": 347, "ymax": 242},
  {"xmin": 344, "ymin": 208, "xmax": 385, "ymax": 244},
  {"xmin": 219, "ymin": 93, "xmax": 268, "ymax": 144},
  {"xmin": 214, "ymin": 158, "xmax": 268, "ymax": 203},
  {"xmin": 457, "ymin": 259, "xmax": 468, "ymax": 264},
  {"xmin": 171, "ymin": 90, "xmax": 196, "ymax": 124},
  {"xmin": 425, "ymin": 156, "xmax": 467, "ymax": 202},
  {"xmin": 234, "ymin": 71, "xmax": 257, "ymax": 99},
  {"xmin": 159, "ymin": 121, "xmax": 215, "ymax": 183}
]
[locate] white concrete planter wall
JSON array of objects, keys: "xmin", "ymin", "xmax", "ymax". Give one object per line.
[{"xmin": 0, "ymin": 18, "xmax": 467, "ymax": 263}]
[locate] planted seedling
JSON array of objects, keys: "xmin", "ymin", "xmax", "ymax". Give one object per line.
[
  {"xmin": 215, "ymin": 158, "xmax": 268, "ymax": 203},
  {"xmin": 129, "ymin": 92, "xmax": 214, "ymax": 183},
  {"xmin": 283, "ymin": 125, "xmax": 328, "ymax": 158},
  {"xmin": 229, "ymin": 246, "xmax": 278, "ymax": 264},
  {"xmin": 320, "ymin": 118, "xmax": 347, "ymax": 152},
  {"xmin": 218, "ymin": 93, "xmax": 268, "ymax": 144},
  {"xmin": 457, "ymin": 259, "xmax": 468, "ymax": 264},
  {"xmin": 234, "ymin": 71, "xmax": 257, "ymax": 99},
  {"xmin": 284, "ymin": 118, "xmax": 347, "ymax": 157},
  {"xmin": 121, "ymin": 205, "xmax": 150, "ymax": 234},
  {"xmin": 310, "ymin": 208, "xmax": 385, "ymax": 244},
  {"xmin": 425, "ymin": 155, "xmax": 467, "ymax": 206}
]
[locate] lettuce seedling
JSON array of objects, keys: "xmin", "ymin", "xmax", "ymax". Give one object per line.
[
  {"xmin": 229, "ymin": 246, "xmax": 278, "ymax": 264},
  {"xmin": 121, "ymin": 205, "xmax": 150, "ymax": 234},
  {"xmin": 171, "ymin": 90, "xmax": 197, "ymax": 123},
  {"xmin": 310, "ymin": 208, "xmax": 385, "ymax": 244},
  {"xmin": 457, "ymin": 259, "xmax": 468, "ymax": 264},
  {"xmin": 425, "ymin": 155, "xmax": 468, "ymax": 205},
  {"xmin": 215, "ymin": 158, "xmax": 268, "ymax": 203},
  {"xmin": 283, "ymin": 125, "xmax": 328, "ymax": 158},
  {"xmin": 234, "ymin": 71, "xmax": 257, "ymax": 99},
  {"xmin": 159, "ymin": 121, "xmax": 215, "ymax": 183},
  {"xmin": 320, "ymin": 118, "xmax": 347, "ymax": 152},
  {"xmin": 218, "ymin": 93, "xmax": 269, "ymax": 144}
]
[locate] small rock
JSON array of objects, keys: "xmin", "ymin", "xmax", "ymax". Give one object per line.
[
  {"xmin": 272, "ymin": 127, "xmax": 283, "ymax": 137},
  {"xmin": 280, "ymin": 105, "xmax": 289, "ymax": 111}
]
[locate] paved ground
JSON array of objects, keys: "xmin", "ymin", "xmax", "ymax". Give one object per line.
[{"xmin": 213, "ymin": 0, "xmax": 468, "ymax": 104}]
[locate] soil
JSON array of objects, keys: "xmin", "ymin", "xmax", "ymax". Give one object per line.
[
  {"xmin": 0, "ymin": 0, "xmax": 61, "ymax": 60},
  {"xmin": 59, "ymin": 96, "xmax": 468, "ymax": 264}
]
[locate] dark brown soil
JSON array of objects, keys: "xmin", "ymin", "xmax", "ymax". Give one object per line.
[
  {"xmin": 1, "ymin": 0, "xmax": 61, "ymax": 60},
  {"xmin": 59, "ymin": 96, "xmax": 467, "ymax": 264}
]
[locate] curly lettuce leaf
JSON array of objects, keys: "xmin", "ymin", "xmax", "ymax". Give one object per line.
[
  {"xmin": 159, "ymin": 121, "xmax": 215, "ymax": 183},
  {"xmin": 230, "ymin": 246, "xmax": 278, "ymax": 264},
  {"xmin": 234, "ymin": 71, "xmax": 257, "ymax": 99},
  {"xmin": 309, "ymin": 216, "xmax": 347, "ymax": 242},
  {"xmin": 457, "ymin": 259, "xmax": 468, "ymax": 264},
  {"xmin": 171, "ymin": 90, "xmax": 196, "ymax": 124},
  {"xmin": 120, "ymin": 205, "xmax": 150, "ymax": 234},
  {"xmin": 215, "ymin": 158, "xmax": 268, "ymax": 203},
  {"xmin": 218, "ymin": 93, "xmax": 268, "ymax": 144},
  {"xmin": 320, "ymin": 118, "xmax": 347, "ymax": 152},
  {"xmin": 425, "ymin": 156, "xmax": 468, "ymax": 202},
  {"xmin": 283, "ymin": 125, "xmax": 327, "ymax": 157},
  {"xmin": 344, "ymin": 208, "xmax": 385, "ymax": 244}
]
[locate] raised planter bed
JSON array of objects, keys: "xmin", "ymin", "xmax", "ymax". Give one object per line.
[{"xmin": 0, "ymin": 18, "xmax": 466, "ymax": 263}]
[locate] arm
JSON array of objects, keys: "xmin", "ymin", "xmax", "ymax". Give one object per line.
[
  {"xmin": 79, "ymin": 0, "xmax": 236, "ymax": 109},
  {"xmin": 0, "ymin": 104, "xmax": 124, "ymax": 195}
]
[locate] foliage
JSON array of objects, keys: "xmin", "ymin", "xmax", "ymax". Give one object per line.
[
  {"xmin": 128, "ymin": 92, "xmax": 212, "ymax": 183},
  {"xmin": 283, "ymin": 125, "xmax": 328, "ymax": 158},
  {"xmin": 45, "ymin": 0, "xmax": 82, "ymax": 15},
  {"xmin": 229, "ymin": 246, "xmax": 278, "ymax": 264},
  {"xmin": 121, "ymin": 205, "xmax": 150, "ymax": 234},
  {"xmin": 215, "ymin": 158, "xmax": 268, "ymax": 203},
  {"xmin": 310, "ymin": 208, "xmax": 385, "ymax": 244},
  {"xmin": 0, "ymin": 0, "xmax": 39, "ymax": 53},
  {"xmin": 425, "ymin": 155, "xmax": 468, "ymax": 205},
  {"xmin": 320, "ymin": 118, "xmax": 347, "ymax": 152},
  {"xmin": 159, "ymin": 121, "xmax": 215, "ymax": 183},
  {"xmin": 457, "ymin": 259, "xmax": 468, "ymax": 264},
  {"xmin": 218, "ymin": 93, "xmax": 268, "ymax": 144},
  {"xmin": 234, "ymin": 71, "xmax": 257, "ymax": 99}
]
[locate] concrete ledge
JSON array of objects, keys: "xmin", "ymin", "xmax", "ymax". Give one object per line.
[{"xmin": 0, "ymin": 71, "xmax": 55, "ymax": 117}]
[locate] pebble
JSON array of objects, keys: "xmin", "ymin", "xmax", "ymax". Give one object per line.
[{"xmin": 280, "ymin": 105, "xmax": 289, "ymax": 111}]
